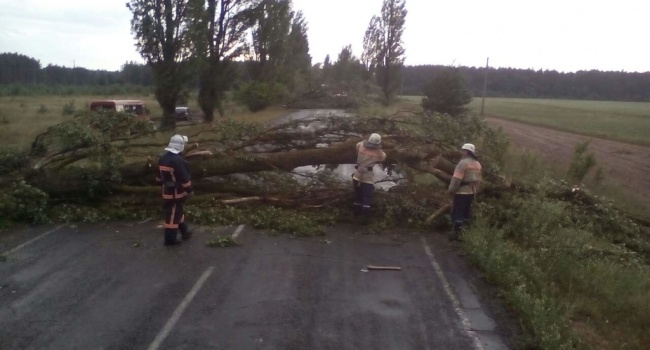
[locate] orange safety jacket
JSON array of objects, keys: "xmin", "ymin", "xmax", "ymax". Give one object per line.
[{"xmin": 156, "ymin": 151, "xmax": 193, "ymax": 200}]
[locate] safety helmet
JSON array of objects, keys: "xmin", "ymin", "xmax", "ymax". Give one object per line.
[
  {"xmin": 363, "ymin": 133, "xmax": 382, "ymax": 148},
  {"xmin": 165, "ymin": 134, "xmax": 188, "ymax": 154},
  {"xmin": 461, "ymin": 143, "xmax": 476, "ymax": 154}
]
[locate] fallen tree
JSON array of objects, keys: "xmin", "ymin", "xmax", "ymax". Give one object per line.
[
  {"xmin": 12, "ymin": 111, "xmax": 468, "ymax": 201},
  {"xmin": 1, "ymin": 109, "xmax": 647, "ymax": 242}
]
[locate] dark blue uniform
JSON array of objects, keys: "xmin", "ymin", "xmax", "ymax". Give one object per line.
[{"xmin": 156, "ymin": 151, "xmax": 193, "ymax": 245}]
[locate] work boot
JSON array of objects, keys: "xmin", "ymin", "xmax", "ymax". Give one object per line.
[
  {"xmin": 164, "ymin": 229, "xmax": 180, "ymax": 245},
  {"xmin": 179, "ymin": 222, "xmax": 192, "ymax": 240},
  {"xmin": 181, "ymin": 231, "xmax": 193, "ymax": 241},
  {"xmin": 449, "ymin": 222, "xmax": 463, "ymax": 241},
  {"xmin": 359, "ymin": 208, "xmax": 371, "ymax": 225}
]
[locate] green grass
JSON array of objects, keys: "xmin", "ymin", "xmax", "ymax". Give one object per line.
[
  {"xmin": 399, "ymin": 96, "xmax": 650, "ymax": 145},
  {"xmin": 468, "ymin": 98, "xmax": 650, "ymax": 146},
  {"xmin": 463, "ymin": 146, "xmax": 650, "ymax": 349}
]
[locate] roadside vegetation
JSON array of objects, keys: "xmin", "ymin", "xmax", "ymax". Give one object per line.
[{"xmin": 462, "ymin": 147, "xmax": 650, "ymax": 350}]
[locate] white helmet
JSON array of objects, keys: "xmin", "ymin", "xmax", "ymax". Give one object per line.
[
  {"xmin": 461, "ymin": 143, "xmax": 476, "ymax": 154},
  {"xmin": 165, "ymin": 134, "xmax": 188, "ymax": 154},
  {"xmin": 364, "ymin": 133, "xmax": 382, "ymax": 148}
]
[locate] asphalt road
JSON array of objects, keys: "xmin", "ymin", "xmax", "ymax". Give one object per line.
[{"xmin": 0, "ymin": 222, "xmax": 511, "ymax": 350}]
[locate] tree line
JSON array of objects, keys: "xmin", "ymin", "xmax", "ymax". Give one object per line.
[
  {"xmin": 0, "ymin": 53, "xmax": 154, "ymax": 86},
  {"xmin": 3, "ymin": 0, "xmax": 649, "ymax": 115},
  {"xmin": 3, "ymin": 50, "xmax": 649, "ymax": 103},
  {"xmin": 404, "ymin": 65, "xmax": 650, "ymax": 102}
]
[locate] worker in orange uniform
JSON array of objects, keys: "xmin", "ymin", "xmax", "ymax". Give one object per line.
[
  {"xmin": 447, "ymin": 143, "xmax": 482, "ymax": 240},
  {"xmin": 156, "ymin": 134, "xmax": 193, "ymax": 246},
  {"xmin": 352, "ymin": 133, "xmax": 387, "ymax": 225}
]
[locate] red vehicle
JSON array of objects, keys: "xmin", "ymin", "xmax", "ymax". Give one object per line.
[{"xmin": 89, "ymin": 100, "xmax": 150, "ymax": 121}]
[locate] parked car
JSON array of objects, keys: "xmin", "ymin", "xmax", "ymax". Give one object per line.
[
  {"xmin": 89, "ymin": 100, "xmax": 150, "ymax": 121},
  {"xmin": 175, "ymin": 107, "xmax": 193, "ymax": 121}
]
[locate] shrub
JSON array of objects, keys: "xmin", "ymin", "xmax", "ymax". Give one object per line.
[
  {"xmin": 235, "ymin": 81, "xmax": 285, "ymax": 112},
  {"xmin": 0, "ymin": 148, "xmax": 29, "ymax": 175},
  {"xmin": 0, "ymin": 181, "xmax": 50, "ymax": 224},
  {"xmin": 421, "ymin": 67, "xmax": 472, "ymax": 117},
  {"xmin": 567, "ymin": 140, "xmax": 596, "ymax": 183},
  {"xmin": 61, "ymin": 100, "xmax": 76, "ymax": 115}
]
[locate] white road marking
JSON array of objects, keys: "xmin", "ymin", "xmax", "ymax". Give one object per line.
[
  {"xmin": 421, "ymin": 237, "xmax": 485, "ymax": 350},
  {"xmin": 2, "ymin": 225, "xmax": 64, "ymax": 256},
  {"xmin": 231, "ymin": 224, "xmax": 245, "ymax": 239},
  {"xmin": 147, "ymin": 266, "xmax": 215, "ymax": 350}
]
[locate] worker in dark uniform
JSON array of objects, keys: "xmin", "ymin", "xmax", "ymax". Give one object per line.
[
  {"xmin": 352, "ymin": 133, "xmax": 387, "ymax": 225},
  {"xmin": 156, "ymin": 134, "xmax": 193, "ymax": 246},
  {"xmin": 447, "ymin": 143, "xmax": 482, "ymax": 240}
]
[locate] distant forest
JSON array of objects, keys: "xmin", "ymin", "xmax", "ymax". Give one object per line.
[{"xmin": 2, "ymin": 52, "xmax": 650, "ymax": 102}]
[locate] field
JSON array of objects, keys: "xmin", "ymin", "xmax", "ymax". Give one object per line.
[
  {"xmin": 401, "ymin": 96, "xmax": 650, "ymax": 146},
  {"xmin": 400, "ymin": 96, "xmax": 650, "ymax": 212},
  {"xmin": 0, "ymin": 95, "xmax": 290, "ymax": 148},
  {"xmin": 468, "ymin": 98, "xmax": 650, "ymax": 146}
]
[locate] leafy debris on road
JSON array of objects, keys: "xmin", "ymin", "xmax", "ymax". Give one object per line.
[{"xmin": 206, "ymin": 236, "xmax": 239, "ymax": 248}]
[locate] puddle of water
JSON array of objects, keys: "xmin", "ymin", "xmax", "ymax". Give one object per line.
[
  {"xmin": 277, "ymin": 110, "xmax": 403, "ymax": 190},
  {"xmin": 243, "ymin": 109, "xmax": 404, "ymax": 190},
  {"xmin": 293, "ymin": 164, "xmax": 402, "ymax": 191}
]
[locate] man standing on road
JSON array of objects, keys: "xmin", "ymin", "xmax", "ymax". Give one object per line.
[
  {"xmin": 156, "ymin": 134, "xmax": 194, "ymax": 246},
  {"xmin": 352, "ymin": 133, "xmax": 387, "ymax": 225},
  {"xmin": 447, "ymin": 143, "xmax": 482, "ymax": 240}
]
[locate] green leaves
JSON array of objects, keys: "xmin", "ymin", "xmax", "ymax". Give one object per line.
[
  {"xmin": 567, "ymin": 140, "xmax": 596, "ymax": 183},
  {"xmin": 363, "ymin": 0, "xmax": 408, "ymax": 104},
  {"xmin": 206, "ymin": 236, "xmax": 239, "ymax": 247},
  {"xmin": 421, "ymin": 67, "xmax": 473, "ymax": 117},
  {"xmin": 235, "ymin": 81, "xmax": 286, "ymax": 112},
  {"xmin": 0, "ymin": 181, "xmax": 50, "ymax": 224}
]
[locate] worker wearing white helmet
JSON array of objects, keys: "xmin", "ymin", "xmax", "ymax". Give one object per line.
[
  {"xmin": 156, "ymin": 134, "xmax": 194, "ymax": 246},
  {"xmin": 352, "ymin": 133, "xmax": 387, "ymax": 225},
  {"xmin": 447, "ymin": 143, "xmax": 482, "ymax": 240}
]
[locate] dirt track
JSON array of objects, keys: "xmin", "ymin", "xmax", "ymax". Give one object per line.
[{"xmin": 486, "ymin": 117, "xmax": 650, "ymax": 207}]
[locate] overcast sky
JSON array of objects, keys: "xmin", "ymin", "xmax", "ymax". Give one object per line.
[{"xmin": 1, "ymin": 0, "xmax": 648, "ymax": 73}]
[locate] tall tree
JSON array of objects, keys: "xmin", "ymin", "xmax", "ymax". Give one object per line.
[
  {"xmin": 283, "ymin": 10, "xmax": 312, "ymax": 94},
  {"xmin": 361, "ymin": 16, "xmax": 381, "ymax": 79},
  {"xmin": 190, "ymin": 0, "xmax": 255, "ymax": 121},
  {"xmin": 249, "ymin": 0, "xmax": 292, "ymax": 82},
  {"xmin": 127, "ymin": 0, "xmax": 193, "ymax": 130},
  {"xmin": 330, "ymin": 45, "xmax": 364, "ymax": 85},
  {"xmin": 362, "ymin": 0, "xmax": 407, "ymax": 105}
]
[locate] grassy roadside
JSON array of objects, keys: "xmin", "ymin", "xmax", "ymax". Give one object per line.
[
  {"xmin": 393, "ymin": 96, "xmax": 650, "ymax": 348},
  {"xmin": 459, "ymin": 147, "xmax": 650, "ymax": 349}
]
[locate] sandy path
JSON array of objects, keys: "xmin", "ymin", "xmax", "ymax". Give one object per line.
[{"xmin": 486, "ymin": 117, "xmax": 650, "ymax": 206}]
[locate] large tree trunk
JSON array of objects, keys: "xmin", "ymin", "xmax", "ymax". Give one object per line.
[{"xmin": 31, "ymin": 140, "xmax": 452, "ymax": 197}]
